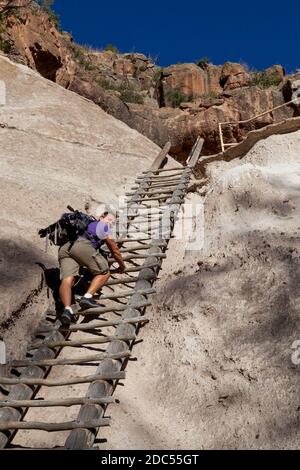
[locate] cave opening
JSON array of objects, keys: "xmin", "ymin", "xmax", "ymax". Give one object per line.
[{"xmin": 29, "ymin": 43, "xmax": 62, "ymax": 82}]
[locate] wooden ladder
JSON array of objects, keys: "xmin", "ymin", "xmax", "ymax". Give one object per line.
[{"xmin": 0, "ymin": 137, "xmax": 204, "ymax": 450}]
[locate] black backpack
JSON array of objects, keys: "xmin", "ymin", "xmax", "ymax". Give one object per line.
[{"xmin": 38, "ymin": 206, "xmax": 96, "ymax": 247}]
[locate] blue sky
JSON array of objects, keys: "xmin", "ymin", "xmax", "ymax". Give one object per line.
[{"xmin": 53, "ymin": 0, "xmax": 300, "ymax": 73}]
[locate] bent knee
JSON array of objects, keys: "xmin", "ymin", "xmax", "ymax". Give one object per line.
[
  {"xmin": 94, "ymin": 271, "xmax": 110, "ymax": 278},
  {"xmin": 61, "ymin": 276, "xmax": 75, "ymax": 286}
]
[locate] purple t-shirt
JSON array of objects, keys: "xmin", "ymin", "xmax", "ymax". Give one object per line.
[{"xmin": 83, "ymin": 221, "xmax": 112, "ymax": 248}]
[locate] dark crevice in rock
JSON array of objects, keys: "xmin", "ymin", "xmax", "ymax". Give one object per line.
[
  {"xmin": 155, "ymin": 71, "xmax": 165, "ymax": 108},
  {"xmin": 170, "ymin": 140, "xmax": 195, "ymax": 164},
  {"xmin": 29, "ymin": 42, "xmax": 62, "ymax": 82},
  {"xmin": 219, "ymin": 76, "xmax": 227, "ymax": 89}
]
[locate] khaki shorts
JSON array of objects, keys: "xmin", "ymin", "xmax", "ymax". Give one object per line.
[{"xmin": 58, "ymin": 239, "xmax": 110, "ymax": 280}]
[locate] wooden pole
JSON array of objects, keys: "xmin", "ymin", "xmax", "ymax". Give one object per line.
[
  {"xmin": 0, "ymin": 397, "xmax": 116, "ymax": 408},
  {"xmin": 149, "ymin": 142, "xmax": 171, "ymax": 170},
  {"xmin": 36, "ymin": 316, "xmax": 149, "ymax": 335},
  {"xmin": 29, "ymin": 335, "xmax": 136, "ymax": 351},
  {"xmin": 0, "ymin": 418, "xmax": 110, "ymax": 432},
  {"xmin": 11, "ymin": 351, "xmax": 131, "ymax": 368},
  {"xmin": 0, "ymin": 372, "xmax": 125, "ymax": 388}
]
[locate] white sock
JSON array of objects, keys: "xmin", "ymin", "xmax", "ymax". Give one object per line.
[
  {"xmin": 84, "ymin": 293, "xmax": 93, "ymax": 299},
  {"xmin": 65, "ymin": 306, "xmax": 74, "ymax": 315}
]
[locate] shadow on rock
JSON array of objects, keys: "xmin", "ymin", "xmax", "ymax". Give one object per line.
[
  {"xmin": 36, "ymin": 262, "xmax": 93, "ymax": 316},
  {"xmin": 0, "ymin": 238, "xmax": 45, "ymax": 286}
]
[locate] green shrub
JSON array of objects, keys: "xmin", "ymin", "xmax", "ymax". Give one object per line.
[
  {"xmin": 0, "ymin": 38, "xmax": 11, "ymax": 53},
  {"xmin": 0, "ymin": 20, "xmax": 11, "ymax": 53},
  {"xmin": 120, "ymin": 88, "xmax": 144, "ymax": 104},
  {"xmin": 72, "ymin": 45, "xmax": 96, "ymax": 71},
  {"xmin": 118, "ymin": 80, "xmax": 144, "ymax": 104},
  {"xmin": 0, "ymin": 7, "xmax": 25, "ymax": 23},
  {"xmin": 250, "ymin": 71, "xmax": 282, "ymax": 89},
  {"xmin": 97, "ymin": 78, "xmax": 144, "ymax": 104},
  {"xmin": 165, "ymin": 87, "xmax": 195, "ymax": 107},
  {"xmin": 201, "ymin": 91, "xmax": 218, "ymax": 99},
  {"xmin": 104, "ymin": 44, "xmax": 119, "ymax": 53},
  {"xmin": 197, "ymin": 56, "xmax": 210, "ymax": 69},
  {"xmin": 96, "ymin": 78, "xmax": 118, "ymax": 91}
]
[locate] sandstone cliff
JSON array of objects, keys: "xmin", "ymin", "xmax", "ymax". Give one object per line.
[{"xmin": 0, "ymin": 54, "xmax": 161, "ymax": 357}]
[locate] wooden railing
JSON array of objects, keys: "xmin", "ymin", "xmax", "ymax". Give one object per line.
[{"xmin": 218, "ymin": 96, "xmax": 300, "ymax": 153}]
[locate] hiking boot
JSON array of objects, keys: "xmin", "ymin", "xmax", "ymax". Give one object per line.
[
  {"xmin": 75, "ymin": 291, "xmax": 102, "ymax": 303},
  {"xmin": 60, "ymin": 309, "xmax": 74, "ymax": 326},
  {"xmin": 79, "ymin": 297, "xmax": 99, "ymax": 311}
]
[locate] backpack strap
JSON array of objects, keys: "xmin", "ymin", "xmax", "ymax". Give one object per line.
[
  {"xmin": 54, "ymin": 225, "xmax": 58, "ymax": 246},
  {"xmin": 45, "ymin": 232, "xmax": 49, "ymax": 253},
  {"xmin": 83, "ymin": 230, "xmax": 105, "ymax": 250},
  {"xmin": 67, "ymin": 240, "xmax": 76, "ymax": 252}
]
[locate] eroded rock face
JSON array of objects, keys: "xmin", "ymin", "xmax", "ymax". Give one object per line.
[
  {"xmin": 229, "ymin": 86, "xmax": 292, "ymax": 127},
  {"xmin": 122, "ymin": 85, "xmax": 293, "ymax": 158},
  {"xmin": 161, "ymin": 63, "xmax": 222, "ymax": 104},
  {"xmin": 0, "ymin": 0, "xmax": 30, "ymax": 13},
  {"xmin": 87, "ymin": 51, "xmax": 156, "ymax": 82},
  {"xmin": 3, "ymin": 7, "xmax": 76, "ymax": 86}
]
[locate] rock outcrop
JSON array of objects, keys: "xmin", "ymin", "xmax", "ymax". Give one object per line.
[
  {"xmin": 0, "ymin": 2, "xmax": 75, "ymax": 85},
  {"xmin": 160, "ymin": 63, "xmax": 222, "ymax": 104},
  {"xmin": 220, "ymin": 62, "xmax": 250, "ymax": 91}
]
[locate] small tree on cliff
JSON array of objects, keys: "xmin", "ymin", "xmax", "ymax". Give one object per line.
[
  {"xmin": 197, "ymin": 56, "xmax": 210, "ymax": 70},
  {"xmin": 104, "ymin": 44, "xmax": 119, "ymax": 53}
]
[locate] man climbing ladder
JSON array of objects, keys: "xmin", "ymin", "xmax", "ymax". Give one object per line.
[
  {"xmin": 39, "ymin": 205, "xmax": 126, "ymax": 326},
  {"xmin": 59, "ymin": 206, "xmax": 126, "ymax": 325}
]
